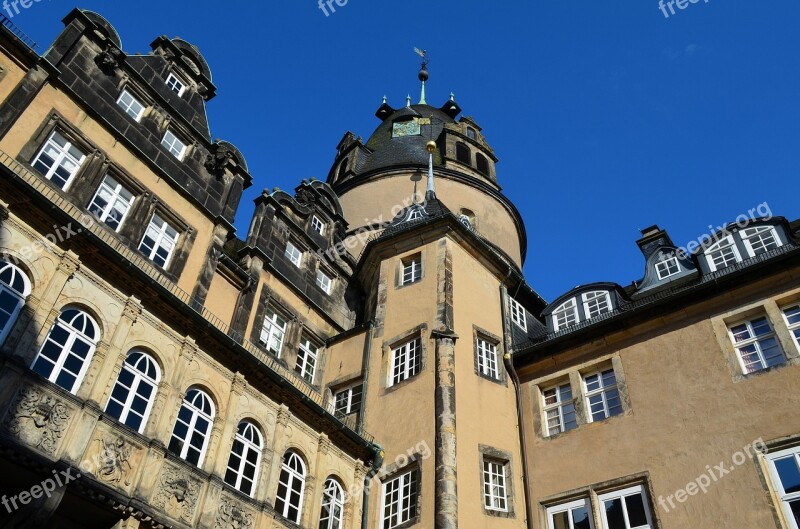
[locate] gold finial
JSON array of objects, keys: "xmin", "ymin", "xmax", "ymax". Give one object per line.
[{"xmin": 426, "ymin": 141, "xmax": 437, "ymax": 154}]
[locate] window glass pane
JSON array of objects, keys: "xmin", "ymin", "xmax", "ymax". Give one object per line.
[
  {"xmin": 603, "ymin": 498, "xmax": 626, "ymax": 529},
  {"xmin": 573, "ymin": 506, "xmax": 592, "ymax": 529},
  {"xmin": 625, "ymin": 493, "xmax": 648, "ymax": 527},
  {"xmin": 776, "ymin": 456, "xmax": 800, "ymax": 494},
  {"xmin": 789, "ymin": 499, "xmax": 800, "ymax": 527}
]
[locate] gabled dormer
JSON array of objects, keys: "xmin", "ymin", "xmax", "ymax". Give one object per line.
[{"xmin": 633, "ymin": 225, "xmax": 697, "ymax": 295}]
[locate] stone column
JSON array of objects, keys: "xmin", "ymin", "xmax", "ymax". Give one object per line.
[
  {"xmin": 432, "ymin": 329, "xmax": 459, "ymax": 529},
  {"xmin": 212, "ymin": 372, "xmax": 248, "ymax": 477}
]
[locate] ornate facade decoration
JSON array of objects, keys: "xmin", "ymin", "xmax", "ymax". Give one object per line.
[
  {"xmin": 94, "ymin": 436, "xmax": 134, "ymax": 485},
  {"xmin": 214, "ymin": 497, "xmax": 254, "ymax": 529},
  {"xmin": 3, "ymin": 386, "xmax": 71, "ymax": 455},
  {"xmin": 151, "ymin": 465, "xmax": 201, "ymax": 524}
]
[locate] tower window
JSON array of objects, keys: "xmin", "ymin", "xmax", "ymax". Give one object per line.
[
  {"xmin": 476, "ymin": 337, "xmax": 500, "ymax": 380},
  {"xmin": 467, "ymin": 127, "xmax": 477, "ymax": 140},
  {"xmin": 390, "ymin": 338, "xmax": 422, "ymax": 386},
  {"xmin": 401, "ymin": 254, "xmax": 422, "ymax": 286},
  {"xmin": 482, "ymin": 459, "xmax": 509, "ymax": 512},
  {"xmin": 456, "ymin": 142, "xmax": 471, "ymax": 165},
  {"xmin": 476, "ymin": 153, "xmax": 490, "ymax": 176},
  {"xmin": 165, "ymin": 73, "xmax": 186, "ymax": 96},
  {"xmin": 381, "ymin": 468, "xmax": 419, "ymax": 528}
]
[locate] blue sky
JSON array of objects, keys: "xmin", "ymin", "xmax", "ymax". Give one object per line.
[{"xmin": 14, "ymin": 1, "xmax": 800, "ymax": 301}]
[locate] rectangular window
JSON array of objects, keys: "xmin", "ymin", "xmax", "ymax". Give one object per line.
[
  {"xmin": 311, "ymin": 215, "xmax": 325, "ymax": 235},
  {"xmin": 295, "ymin": 338, "xmax": 318, "ymax": 383},
  {"xmin": 334, "ymin": 384, "xmax": 363, "ymax": 417},
  {"xmin": 161, "ymin": 130, "xmax": 187, "ymax": 160},
  {"xmin": 656, "ymin": 256, "xmax": 680, "ymax": 279},
  {"xmin": 138, "ymin": 214, "xmax": 179, "ymax": 268},
  {"xmin": 259, "ymin": 308, "xmax": 287, "ymax": 356},
  {"xmin": 766, "ymin": 446, "xmax": 800, "ymax": 529},
  {"xmin": 381, "ymin": 469, "xmax": 419, "ymax": 529},
  {"xmin": 390, "ymin": 338, "xmax": 422, "ymax": 386},
  {"xmin": 31, "ymin": 131, "xmax": 86, "ymax": 190},
  {"xmin": 476, "ymin": 337, "xmax": 499, "ymax": 379},
  {"xmin": 597, "ymin": 485, "xmax": 653, "ymax": 529},
  {"xmin": 543, "ymin": 383, "xmax": 578, "ymax": 436},
  {"xmin": 87, "ymin": 175, "xmax": 134, "ymax": 232},
  {"xmin": 285, "ymin": 241, "xmax": 303, "ymax": 267},
  {"xmin": 584, "ymin": 368, "xmax": 623, "ymax": 422},
  {"xmin": 509, "ymin": 297, "xmax": 527, "ymax": 331},
  {"xmin": 166, "ymin": 73, "xmax": 186, "ymax": 96},
  {"xmin": 783, "ymin": 305, "xmax": 800, "ymax": 349},
  {"xmin": 546, "ymin": 498, "xmax": 593, "ymax": 529},
  {"xmin": 316, "ymin": 270, "xmax": 332, "ymax": 294},
  {"xmin": 482, "ymin": 459, "xmax": 509, "ymax": 512},
  {"xmin": 741, "ymin": 226, "xmax": 781, "ymax": 257},
  {"xmin": 729, "ymin": 317, "xmax": 786, "ymax": 374},
  {"xmin": 116, "ymin": 90, "xmax": 145, "ymax": 121},
  {"xmin": 401, "ymin": 255, "xmax": 422, "ymax": 286}
]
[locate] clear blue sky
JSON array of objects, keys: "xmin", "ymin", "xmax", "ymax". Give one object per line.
[{"xmin": 14, "ymin": 1, "xmax": 800, "ymax": 301}]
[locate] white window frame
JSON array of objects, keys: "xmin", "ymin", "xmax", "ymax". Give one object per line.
[
  {"xmin": 165, "ymin": 72, "xmax": 186, "ymax": 96},
  {"xmin": 390, "ymin": 338, "xmax": 422, "ymax": 386},
  {"xmin": 380, "ymin": 469, "xmax": 418, "ymax": 529},
  {"xmin": 116, "ymin": 89, "xmax": 145, "ymax": 121},
  {"xmin": 334, "ymin": 383, "xmax": 363, "ymax": 417},
  {"xmin": 168, "ymin": 388, "xmax": 215, "ymax": 467},
  {"xmin": 740, "ymin": 226, "xmax": 782, "ymax": 257},
  {"xmin": 161, "ymin": 130, "xmax": 187, "ymax": 160},
  {"xmin": 476, "ymin": 337, "xmax": 499, "ymax": 379},
  {"xmin": 553, "ymin": 298, "xmax": 579, "ymax": 331},
  {"xmin": 543, "ymin": 383, "xmax": 578, "ymax": 436},
  {"xmin": 597, "ymin": 485, "xmax": 654, "ymax": 529},
  {"xmin": 104, "ymin": 350, "xmax": 160, "ymax": 433},
  {"xmin": 765, "ymin": 445, "xmax": 800, "ymax": 529},
  {"xmin": 31, "ymin": 130, "xmax": 86, "ymax": 190},
  {"xmin": 316, "ymin": 270, "xmax": 332, "ymax": 294},
  {"xmin": 482, "ymin": 459, "xmax": 509, "ymax": 512},
  {"xmin": 259, "ymin": 308, "xmax": 287, "ymax": 357},
  {"xmin": 319, "ymin": 478, "xmax": 345, "ymax": 529},
  {"xmin": 138, "ymin": 214, "xmax": 179, "ymax": 268},
  {"xmin": 0, "ymin": 261, "xmax": 31, "ymax": 346},
  {"xmin": 311, "ymin": 215, "xmax": 325, "ymax": 235},
  {"xmin": 509, "ymin": 297, "xmax": 527, "ymax": 331},
  {"xmin": 88, "ymin": 175, "xmax": 135, "ymax": 232},
  {"xmin": 295, "ymin": 337, "xmax": 318, "ymax": 383},
  {"xmin": 705, "ymin": 234, "xmax": 742, "ymax": 271},
  {"xmin": 401, "ymin": 255, "xmax": 422, "ymax": 286},
  {"xmin": 546, "ymin": 498, "xmax": 595, "ymax": 529},
  {"xmin": 728, "ymin": 316, "xmax": 786, "ymax": 374},
  {"xmin": 582, "ymin": 291, "xmax": 612, "ymax": 319},
  {"xmin": 224, "ymin": 421, "xmax": 263, "ymax": 497},
  {"xmin": 583, "ymin": 368, "xmax": 623, "ymax": 423},
  {"xmin": 782, "ymin": 304, "xmax": 800, "ymax": 349},
  {"xmin": 31, "ymin": 307, "xmax": 99, "ymax": 395},
  {"xmin": 655, "ymin": 255, "xmax": 680, "ymax": 280},
  {"xmin": 275, "ymin": 451, "xmax": 306, "ymax": 523},
  {"xmin": 285, "ymin": 241, "xmax": 303, "ymax": 267}
]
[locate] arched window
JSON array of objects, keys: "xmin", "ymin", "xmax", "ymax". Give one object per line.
[
  {"xmin": 476, "ymin": 153, "xmax": 490, "ymax": 176},
  {"xmin": 31, "ymin": 307, "xmax": 99, "ymax": 394},
  {"xmin": 169, "ymin": 388, "xmax": 215, "ymax": 467},
  {"xmin": 275, "ymin": 451, "xmax": 306, "ymax": 523},
  {"xmin": 0, "ymin": 260, "xmax": 31, "ymax": 345},
  {"xmin": 553, "ymin": 299, "xmax": 578, "ymax": 332},
  {"xmin": 319, "ymin": 478, "xmax": 345, "ymax": 529},
  {"xmin": 105, "ymin": 350, "xmax": 160, "ymax": 433},
  {"xmin": 455, "ymin": 142, "xmax": 471, "ymax": 165},
  {"xmin": 582, "ymin": 291, "xmax": 612, "ymax": 319},
  {"xmin": 224, "ymin": 421, "xmax": 263, "ymax": 497},
  {"xmin": 704, "ymin": 234, "xmax": 741, "ymax": 271}
]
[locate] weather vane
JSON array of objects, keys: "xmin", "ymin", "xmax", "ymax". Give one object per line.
[{"xmin": 414, "ymin": 47, "xmax": 429, "ymax": 68}]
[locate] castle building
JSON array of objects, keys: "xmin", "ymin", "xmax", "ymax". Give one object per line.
[{"xmin": 0, "ymin": 8, "xmax": 799, "ymax": 529}]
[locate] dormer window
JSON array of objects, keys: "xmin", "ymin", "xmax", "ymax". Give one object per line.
[
  {"xmin": 656, "ymin": 255, "xmax": 680, "ymax": 280},
  {"xmin": 467, "ymin": 127, "xmax": 477, "ymax": 140},
  {"xmin": 741, "ymin": 226, "xmax": 781, "ymax": 257},
  {"xmin": 166, "ymin": 73, "xmax": 186, "ymax": 96},
  {"xmin": 509, "ymin": 298, "xmax": 527, "ymax": 331},
  {"xmin": 582, "ymin": 291, "xmax": 611, "ymax": 319},
  {"xmin": 553, "ymin": 299, "xmax": 578, "ymax": 331},
  {"xmin": 705, "ymin": 235, "xmax": 741, "ymax": 271},
  {"xmin": 161, "ymin": 130, "xmax": 187, "ymax": 160},
  {"xmin": 311, "ymin": 215, "xmax": 325, "ymax": 235}
]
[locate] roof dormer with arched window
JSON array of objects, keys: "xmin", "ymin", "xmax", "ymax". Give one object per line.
[
  {"xmin": 697, "ymin": 218, "xmax": 790, "ymax": 274},
  {"xmin": 542, "ymin": 284, "xmax": 628, "ymax": 333}
]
